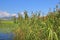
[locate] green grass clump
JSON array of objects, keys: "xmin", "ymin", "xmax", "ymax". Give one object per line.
[
  {"xmin": 13, "ymin": 10, "xmax": 60, "ymax": 40},
  {"xmin": 0, "ymin": 7, "xmax": 60, "ymax": 40}
]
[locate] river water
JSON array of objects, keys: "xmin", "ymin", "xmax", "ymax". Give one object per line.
[{"xmin": 0, "ymin": 33, "xmax": 15, "ymax": 40}]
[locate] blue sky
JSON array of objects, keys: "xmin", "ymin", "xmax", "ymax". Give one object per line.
[{"xmin": 0, "ymin": 0, "xmax": 59, "ymax": 17}]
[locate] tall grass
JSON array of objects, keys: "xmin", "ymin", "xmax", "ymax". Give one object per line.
[
  {"xmin": 0, "ymin": 6, "xmax": 60, "ymax": 40},
  {"xmin": 13, "ymin": 8, "xmax": 60, "ymax": 40}
]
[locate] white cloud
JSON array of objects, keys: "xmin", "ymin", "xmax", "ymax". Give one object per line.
[
  {"xmin": 21, "ymin": 12, "xmax": 24, "ymax": 15},
  {"xmin": 11, "ymin": 13, "xmax": 18, "ymax": 17},
  {"xmin": 11, "ymin": 14, "xmax": 17, "ymax": 16},
  {"xmin": 0, "ymin": 11, "xmax": 17, "ymax": 17},
  {"xmin": 20, "ymin": 12, "xmax": 24, "ymax": 17},
  {"xmin": 0, "ymin": 11, "xmax": 10, "ymax": 17}
]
